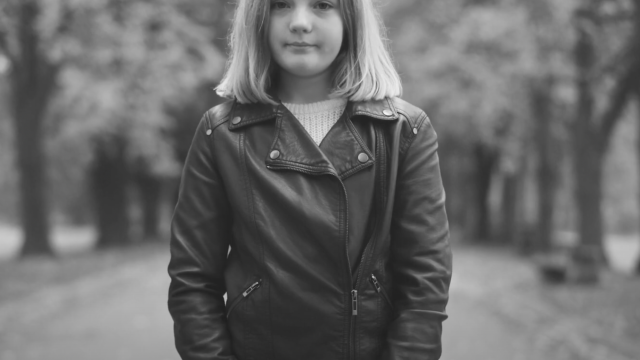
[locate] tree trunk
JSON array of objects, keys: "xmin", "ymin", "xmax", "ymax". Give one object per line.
[
  {"xmin": 532, "ymin": 77, "xmax": 558, "ymax": 253},
  {"xmin": 636, "ymin": 91, "xmax": 640, "ymax": 274},
  {"xmin": 630, "ymin": 0, "xmax": 640, "ymax": 276},
  {"xmin": 636, "ymin": 86, "xmax": 640, "ymax": 275},
  {"xmin": 10, "ymin": 0, "xmax": 58, "ymax": 257},
  {"xmin": 14, "ymin": 99, "xmax": 52, "ymax": 257},
  {"xmin": 134, "ymin": 170, "xmax": 162, "ymax": 241},
  {"xmin": 90, "ymin": 135, "xmax": 130, "ymax": 248},
  {"xmin": 473, "ymin": 143, "xmax": 498, "ymax": 242},
  {"xmin": 500, "ymin": 171, "xmax": 518, "ymax": 245},
  {"xmin": 573, "ymin": 10, "xmax": 605, "ymax": 282}
]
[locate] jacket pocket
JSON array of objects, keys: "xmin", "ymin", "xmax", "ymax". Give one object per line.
[
  {"xmin": 369, "ymin": 273, "xmax": 394, "ymax": 312},
  {"xmin": 226, "ymin": 278, "xmax": 263, "ymax": 318}
]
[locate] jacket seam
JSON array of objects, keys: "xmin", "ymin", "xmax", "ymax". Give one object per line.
[
  {"xmin": 206, "ymin": 107, "xmax": 232, "ymax": 131},
  {"xmin": 239, "ymin": 129, "xmax": 274, "ymax": 359},
  {"xmin": 345, "ymin": 117, "xmax": 375, "ymax": 160},
  {"xmin": 339, "ymin": 174, "xmax": 349, "ymax": 360},
  {"xmin": 398, "ymin": 111, "xmax": 428, "ymax": 159},
  {"xmin": 340, "ymin": 162, "xmax": 373, "ymax": 180},
  {"xmin": 385, "ymin": 97, "xmax": 398, "ymax": 115},
  {"xmin": 203, "ymin": 111, "xmax": 228, "ymax": 181},
  {"xmin": 229, "ymin": 115, "xmax": 276, "ymax": 129},
  {"xmin": 351, "ymin": 110, "xmax": 397, "ymax": 120},
  {"xmin": 379, "ymin": 125, "xmax": 388, "ymax": 210},
  {"xmin": 238, "ymin": 131, "xmax": 250, "ymax": 357},
  {"xmin": 351, "ymin": 98, "xmax": 399, "ymax": 120},
  {"xmin": 268, "ymin": 158, "xmax": 335, "ymax": 172},
  {"xmin": 203, "ymin": 106, "xmax": 232, "ymax": 164}
]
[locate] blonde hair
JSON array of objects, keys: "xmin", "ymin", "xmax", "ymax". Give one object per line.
[{"xmin": 215, "ymin": 0, "xmax": 402, "ymax": 104}]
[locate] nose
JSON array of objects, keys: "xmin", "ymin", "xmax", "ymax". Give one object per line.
[{"xmin": 289, "ymin": 8, "xmax": 312, "ymax": 33}]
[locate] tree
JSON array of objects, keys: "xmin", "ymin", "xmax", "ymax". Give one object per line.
[
  {"xmin": 62, "ymin": 0, "xmax": 225, "ymax": 247},
  {"xmin": 0, "ymin": 0, "xmax": 226, "ymax": 253},
  {"xmin": 0, "ymin": 0, "xmax": 68, "ymax": 257},
  {"xmin": 572, "ymin": 0, "xmax": 639, "ymax": 281},
  {"xmin": 629, "ymin": 0, "xmax": 640, "ymax": 275},
  {"xmin": 385, "ymin": 0, "xmax": 550, "ymax": 243},
  {"xmin": 520, "ymin": 0, "xmax": 575, "ymax": 253}
]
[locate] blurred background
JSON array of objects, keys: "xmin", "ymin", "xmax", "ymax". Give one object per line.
[{"xmin": 1, "ymin": 0, "xmax": 640, "ymax": 359}]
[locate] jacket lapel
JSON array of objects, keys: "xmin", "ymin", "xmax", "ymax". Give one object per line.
[
  {"xmin": 268, "ymin": 104, "xmax": 337, "ymax": 174},
  {"xmin": 318, "ymin": 102, "xmax": 374, "ymax": 179},
  {"xmin": 228, "ymin": 98, "xmax": 399, "ymax": 179}
]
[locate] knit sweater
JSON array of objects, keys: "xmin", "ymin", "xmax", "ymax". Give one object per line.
[{"xmin": 283, "ymin": 98, "xmax": 348, "ymax": 146}]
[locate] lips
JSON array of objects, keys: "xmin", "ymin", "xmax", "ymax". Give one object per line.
[{"xmin": 287, "ymin": 42, "xmax": 315, "ymax": 47}]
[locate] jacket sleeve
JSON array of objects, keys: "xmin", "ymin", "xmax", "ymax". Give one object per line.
[
  {"xmin": 381, "ymin": 112, "xmax": 453, "ymax": 360},
  {"xmin": 167, "ymin": 112, "xmax": 236, "ymax": 360}
]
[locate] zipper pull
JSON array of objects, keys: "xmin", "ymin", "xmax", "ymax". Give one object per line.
[
  {"xmin": 243, "ymin": 280, "xmax": 262, "ymax": 297},
  {"xmin": 370, "ymin": 274, "xmax": 382, "ymax": 293},
  {"xmin": 351, "ymin": 290, "xmax": 358, "ymax": 315}
]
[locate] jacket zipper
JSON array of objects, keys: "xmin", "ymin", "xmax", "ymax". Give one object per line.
[
  {"xmin": 268, "ymin": 165, "xmax": 358, "ymax": 358},
  {"xmin": 226, "ymin": 279, "xmax": 262, "ymax": 318},
  {"xmin": 369, "ymin": 274, "xmax": 394, "ymax": 311},
  {"xmin": 334, "ymin": 174, "xmax": 360, "ymax": 360},
  {"xmin": 267, "ymin": 164, "xmax": 372, "ymax": 360}
]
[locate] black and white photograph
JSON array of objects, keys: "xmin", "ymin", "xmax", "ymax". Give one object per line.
[{"xmin": 1, "ymin": 0, "xmax": 639, "ymax": 359}]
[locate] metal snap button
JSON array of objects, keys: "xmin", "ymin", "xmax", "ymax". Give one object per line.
[
  {"xmin": 413, "ymin": 127, "xmax": 418, "ymax": 135},
  {"xmin": 357, "ymin": 153, "xmax": 369, "ymax": 163},
  {"xmin": 232, "ymin": 116, "xmax": 242, "ymax": 125},
  {"xmin": 206, "ymin": 129, "xmax": 212, "ymax": 136},
  {"xmin": 270, "ymin": 150, "xmax": 281, "ymax": 159},
  {"xmin": 382, "ymin": 109, "xmax": 393, "ymax": 116}
]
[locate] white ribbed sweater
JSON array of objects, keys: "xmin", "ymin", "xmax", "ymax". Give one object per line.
[{"xmin": 283, "ymin": 98, "xmax": 348, "ymax": 146}]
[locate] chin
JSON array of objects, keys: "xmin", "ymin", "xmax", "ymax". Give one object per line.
[
  {"xmin": 289, "ymin": 69, "xmax": 325, "ymax": 78},
  {"xmin": 283, "ymin": 63, "xmax": 331, "ymax": 78}
]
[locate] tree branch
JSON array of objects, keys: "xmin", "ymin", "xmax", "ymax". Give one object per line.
[{"xmin": 597, "ymin": 0, "xmax": 640, "ymax": 152}]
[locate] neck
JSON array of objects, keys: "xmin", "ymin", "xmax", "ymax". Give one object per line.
[{"xmin": 275, "ymin": 69, "xmax": 333, "ymax": 104}]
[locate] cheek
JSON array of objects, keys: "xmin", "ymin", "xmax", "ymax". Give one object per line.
[
  {"xmin": 324, "ymin": 20, "xmax": 344, "ymax": 54},
  {"xmin": 267, "ymin": 23, "xmax": 278, "ymax": 53}
]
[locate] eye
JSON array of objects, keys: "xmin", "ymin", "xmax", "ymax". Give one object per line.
[
  {"xmin": 271, "ymin": 1, "xmax": 288, "ymax": 10},
  {"xmin": 315, "ymin": 1, "xmax": 334, "ymax": 10}
]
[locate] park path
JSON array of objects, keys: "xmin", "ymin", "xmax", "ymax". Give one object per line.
[{"xmin": 0, "ymin": 243, "xmax": 638, "ymax": 360}]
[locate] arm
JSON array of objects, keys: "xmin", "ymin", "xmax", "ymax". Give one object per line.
[
  {"xmin": 167, "ymin": 112, "xmax": 236, "ymax": 360},
  {"xmin": 381, "ymin": 112, "xmax": 453, "ymax": 360}
]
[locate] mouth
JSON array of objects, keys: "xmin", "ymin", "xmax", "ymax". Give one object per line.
[{"xmin": 287, "ymin": 42, "xmax": 315, "ymax": 47}]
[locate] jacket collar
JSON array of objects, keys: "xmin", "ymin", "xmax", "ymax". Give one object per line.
[
  {"xmin": 227, "ymin": 97, "xmax": 398, "ymax": 179},
  {"xmin": 228, "ymin": 97, "xmax": 399, "ymax": 130}
]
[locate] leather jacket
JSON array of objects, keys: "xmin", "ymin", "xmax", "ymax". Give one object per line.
[{"xmin": 167, "ymin": 97, "xmax": 452, "ymax": 360}]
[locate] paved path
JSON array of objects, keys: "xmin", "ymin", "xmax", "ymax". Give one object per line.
[
  {"xmin": 0, "ymin": 247, "xmax": 175, "ymax": 360},
  {"xmin": 0, "ymin": 243, "xmax": 637, "ymax": 360}
]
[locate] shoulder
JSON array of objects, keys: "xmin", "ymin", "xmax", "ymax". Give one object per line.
[
  {"xmin": 387, "ymin": 97, "xmax": 437, "ymax": 155},
  {"xmin": 202, "ymin": 99, "xmax": 236, "ymax": 131},
  {"xmin": 389, "ymin": 97, "xmax": 431, "ymax": 130}
]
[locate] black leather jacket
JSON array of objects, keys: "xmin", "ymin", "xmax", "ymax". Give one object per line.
[{"xmin": 167, "ymin": 97, "xmax": 452, "ymax": 360}]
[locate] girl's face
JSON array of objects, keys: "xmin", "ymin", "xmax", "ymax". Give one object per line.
[{"xmin": 268, "ymin": 0, "xmax": 344, "ymax": 80}]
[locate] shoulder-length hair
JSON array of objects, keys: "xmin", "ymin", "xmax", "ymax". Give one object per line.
[{"xmin": 215, "ymin": 0, "xmax": 402, "ymax": 104}]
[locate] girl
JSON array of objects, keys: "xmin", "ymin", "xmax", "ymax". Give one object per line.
[{"xmin": 167, "ymin": 0, "xmax": 452, "ymax": 359}]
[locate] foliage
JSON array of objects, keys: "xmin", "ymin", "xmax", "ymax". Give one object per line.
[
  {"xmin": 49, "ymin": 0, "xmax": 224, "ymax": 174},
  {"xmin": 385, "ymin": 0, "xmax": 574, "ymax": 144},
  {"xmin": 1, "ymin": 0, "xmax": 227, "ymax": 224},
  {"xmin": 0, "ymin": 0, "xmax": 638, "ymax": 237}
]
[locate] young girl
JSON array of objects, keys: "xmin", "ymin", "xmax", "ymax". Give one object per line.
[{"xmin": 167, "ymin": 0, "xmax": 452, "ymax": 359}]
